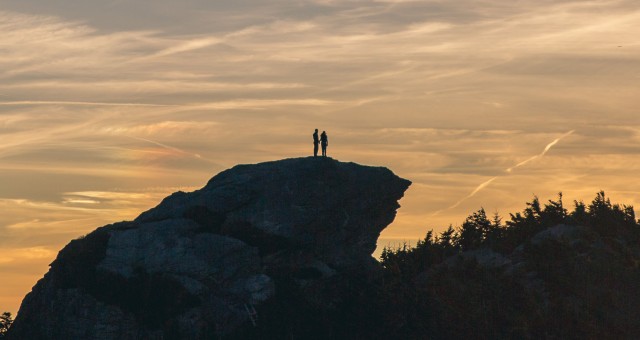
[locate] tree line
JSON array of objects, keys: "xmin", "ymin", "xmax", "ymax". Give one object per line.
[{"xmin": 380, "ymin": 191, "xmax": 638, "ymax": 277}]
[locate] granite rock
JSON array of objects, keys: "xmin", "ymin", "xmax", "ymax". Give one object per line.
[{"xmin": 8, "ymin": 157, "xmax": 410, "ymax": 339}]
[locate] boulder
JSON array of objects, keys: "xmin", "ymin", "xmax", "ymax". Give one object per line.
[{"xmin": 8, "ymin": 157, "xmax": 410, "ymax": 339}]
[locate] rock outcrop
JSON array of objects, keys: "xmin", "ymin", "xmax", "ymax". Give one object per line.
[{"xmin": 8, "ymin": 157, "xmax": 410, "ymax": 339}]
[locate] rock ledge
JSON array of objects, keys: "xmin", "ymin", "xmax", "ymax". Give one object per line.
[{"xmin": 9, "ymin": 157, "xmax": 410, "ymax": 339}]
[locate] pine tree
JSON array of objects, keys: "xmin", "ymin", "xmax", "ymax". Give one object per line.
[{"xmin": 0, "ymin": 312, "xmax": 13, "ymax": 338}]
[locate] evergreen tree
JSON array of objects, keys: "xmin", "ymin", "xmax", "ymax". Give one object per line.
[
  {"xmin": 0, "ymin": 312, "xmax": 12, "ymax": 338},
  {"xmin": 457, "ymin": 208, "xmax": 492, "ymax": 251},
  {"xmin": 541, "ymin": 192, "xmax": 567, "ymax": 225},
  {"xmin": 568, "ymin": 200, "xmax": 588, "ymax": 226}
]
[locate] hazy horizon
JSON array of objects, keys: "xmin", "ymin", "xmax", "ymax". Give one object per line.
[{"xmin": 2, "ymin": 0, "xmax": 640, "ymax": 315}]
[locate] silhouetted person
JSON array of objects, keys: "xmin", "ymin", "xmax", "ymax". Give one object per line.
[
  {"xmin": 320, "ymin": 131, "xmax": 328, "ymax": 157},
  {"xmin": 313, "ymin": 129, "xmax": 320, "ymax": 157}
]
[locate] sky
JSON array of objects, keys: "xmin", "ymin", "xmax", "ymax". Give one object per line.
[{"xmin": 1, "ymin": 0, "xmax": 640, "ymax": 315}]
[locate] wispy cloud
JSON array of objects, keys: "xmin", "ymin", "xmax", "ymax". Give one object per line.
[
  {"xmin": 0, "ymin": 101, "xmax": 176, "ymax": 107},
  {"xmin": 0, "ymin": 246, "xmax": 53, "ymax": 263},
  {"xmin": 2, "ymin": 0, "xmax": 640, "ymax": 316},
  {"xmin": 102, "ymin": 121, "xmax": 218, "ymax": 136},
  {"xmin": 146, "ymin": 37, "xmax": 221, "ymax": 59},
  {"xmin": 128, "ymin": 136, "xmax": 219, "ymax": 165}
]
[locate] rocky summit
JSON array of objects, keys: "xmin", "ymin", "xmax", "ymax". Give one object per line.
[{"xmin": 8, "ymin": 157, "xmax": 411, "ymax": 340}]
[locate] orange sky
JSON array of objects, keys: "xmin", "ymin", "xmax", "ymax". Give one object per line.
[{"xmin": 2, "ymin": 0, "xmax": 640, "ymax": 315}]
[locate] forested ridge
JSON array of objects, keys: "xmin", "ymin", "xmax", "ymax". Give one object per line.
[{"xmin": 378, "ymin": 191, "xmax": 640, "ymax": 339}]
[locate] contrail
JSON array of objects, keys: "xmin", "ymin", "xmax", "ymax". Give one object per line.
[
  {"xmin": 434, "ymin": 129, "xmax": 575, "ymax": 215},
  {"xmin": 443, "ymin": 176, "xmax": 498, "ymax": 213},
  {"xmin": 506, "ymin": 130, "xmax": 574, "ymax": 172}
]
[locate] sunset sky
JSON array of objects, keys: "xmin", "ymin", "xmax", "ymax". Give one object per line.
[{"xmin": 1, "ymin": 0, "xmax": 640, "ymax": 315}]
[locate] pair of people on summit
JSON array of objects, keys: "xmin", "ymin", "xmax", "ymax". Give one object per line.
[{"xmin": 312, "ymin": 129, "xmax": 328, "ymax": 157}]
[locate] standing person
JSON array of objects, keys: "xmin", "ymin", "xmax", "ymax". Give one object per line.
[
  {"xmin": 320, "ymin": 131, "xmax": 328, "ymax": 157},
  {"xmin": 313, "ymin": 129, "xmax": 320, "ymax": 157}
]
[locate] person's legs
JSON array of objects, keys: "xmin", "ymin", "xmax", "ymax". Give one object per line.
[{"xmin": 314, "ymin": 144, "xmax": 318, "ymax": 157}]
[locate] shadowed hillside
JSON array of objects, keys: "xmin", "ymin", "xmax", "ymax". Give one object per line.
[{"xmin": 380, "ymin": 192, "xmax": 640, "ymax": 339}]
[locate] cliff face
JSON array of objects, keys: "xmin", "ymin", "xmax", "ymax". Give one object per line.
[{"xmin": 8, "ymin": 158, "xmax": 411, "ymax": 339}]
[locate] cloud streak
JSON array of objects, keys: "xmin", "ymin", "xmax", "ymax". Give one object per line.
[
  {"xmin": 506, "ymin": 130, "xmax": 575, "ymax": 172},
  {"xmin": 437, "ymin": 130, "xmax": 576, "ymax": 214},
  {"xmin": 443, "ymin": 176, "xmax": 498, "ymax": 212},
  {"xmin": 1, "ymin": 1, "xmax": 640, "ymax": 316},
  {"xmin": 0, "ymin": 101, "xmax": 176, "ymax": 107}
]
